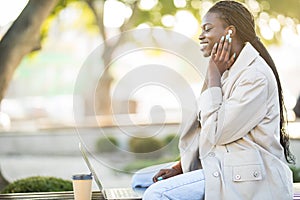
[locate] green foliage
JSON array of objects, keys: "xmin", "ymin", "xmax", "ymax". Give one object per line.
[
  {"xmin": 163, "ymin": 134, "xmax": 177, "ymax": 144},
  {"xmin": 24, "ymin": 0, "xmax": 300, "ymax": 50},
  {"xmin": 40, "ymin": 0, "xmax": 75, "ymax": 44},
  {"xmin": 34, "ymin": 0, "xmax": 300, "ymax": 55},
  {"xmin": 129, "ymin": 137, "xmax": 163, "ymax": 154},
  {"xmin": 41, "ymin": 0, "xmax": 98, "ymax": 44},
  {"xmin": 163, "ymin": 134, "xmax": 180, "ymax": 156},
  {"xmin": 1, "ymin": 176, "xmax": 72, "ymax": 194},
  {"xmin": 123, "ymin": 157, "xmax": 178, "ymax": 172},
  {"xmin": 96, "ymin": 136, "xmax": 119, "ymax": 153},
  {"xmin": 163, "ymin": 134, "xmax": 180, "ymax": 154},
  {"xmin": 124, "ymin": 135, "xmax": 181, "ymax": 171},
  {"xmin": 290, "ymin": 166, "xmax": 300, "ymax": 182},
  {"xmin": 256, "ymin": 0, "xmax": 300, "ymax": 20}
]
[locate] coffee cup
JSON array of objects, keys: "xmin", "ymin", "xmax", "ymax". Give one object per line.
[{"xmin": 72, "ymin": 173, "xmax": 93, "ymax": 200}]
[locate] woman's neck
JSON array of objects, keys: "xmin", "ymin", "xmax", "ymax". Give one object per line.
[{"xmin": 231, "ymin": 39, "xmax": 244, "ymax": 58}]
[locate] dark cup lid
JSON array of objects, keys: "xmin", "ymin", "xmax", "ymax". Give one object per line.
[{"xmin": 72, "ymin": 173, "xmax": 93, "ymax": 180}]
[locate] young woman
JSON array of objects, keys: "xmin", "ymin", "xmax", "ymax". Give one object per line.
[{"xmin": 134, "ymin": 1, "xmax": 295, "ymax": 199}]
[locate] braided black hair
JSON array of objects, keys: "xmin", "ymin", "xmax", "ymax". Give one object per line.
[{"xmin": 208, "ymin": 0, "xmax": 295, "ymax": 164}]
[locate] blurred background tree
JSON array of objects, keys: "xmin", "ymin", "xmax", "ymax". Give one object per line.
[
  {"xmin": 0, "ymin": 0, "xmax": 299, "ymax": 191},
  {"xmin": 0, "ymin": 0, "xmax": 59, "ymax": 103},
  {"xmin": 0, "ymin": 0, "xmax": 299, "ymax": 115}
]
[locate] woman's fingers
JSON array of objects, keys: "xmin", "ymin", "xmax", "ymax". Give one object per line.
[
  {"xmin": 152, "ymin": 169, "xmax": 167, "ymax": 182},
  {"xmin": 220, "ymin": 36, "xmax": 231, "ymax": 62},
  {"xmin": 215, "ymin": 36, "xmax": 225, "ymax": 58},
  {"xmin": 152, "ymin": 168, "xmax": 181, "ymax": 183},
  {"xmin": 227, "ymin": 52, "xmax": 236, "ymax": 67},
  {"xmin": 211, "ymin": 33, "xmax": 235, "ymax": 73},
  {"xmin": 211, "ymin": 42, "xmax": 218, "ymax": 58}
]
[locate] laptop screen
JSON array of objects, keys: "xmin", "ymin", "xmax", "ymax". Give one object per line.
[{"xmin": 79, "ymin": 142, "xmax": 103, "ymax": 191}]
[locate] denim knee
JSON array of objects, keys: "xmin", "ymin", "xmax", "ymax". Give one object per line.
[{"xmin": 143, "ymin": 182, "xmax": 164, "ymax": 200}]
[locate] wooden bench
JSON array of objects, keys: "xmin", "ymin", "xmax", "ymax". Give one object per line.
[
  {"xmin": 0, "ymin": 191, "xmax": 104, "ymax": 200},
  {"xmin": 0, "ymin": 185, "xmax": 300, "ymax": 199}
]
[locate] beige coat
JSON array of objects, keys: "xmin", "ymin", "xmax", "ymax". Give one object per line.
[{"xmin": 179, "ymin": 43, "xmax": 293, "ymax": 200}]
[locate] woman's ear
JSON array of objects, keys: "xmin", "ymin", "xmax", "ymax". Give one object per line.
[{"xmin": 226, "ymin": 25, "xmax": 236, "ymax": 37}]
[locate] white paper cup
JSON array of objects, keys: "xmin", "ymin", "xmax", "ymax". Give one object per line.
[{"xmin": 72, "ymin": 174, "xmax": 92, "ymax": 200}]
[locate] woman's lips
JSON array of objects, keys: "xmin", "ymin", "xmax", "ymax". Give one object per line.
[{"xmin": 200, "ymin": 42, "xmax": 209, "ymax": 51}]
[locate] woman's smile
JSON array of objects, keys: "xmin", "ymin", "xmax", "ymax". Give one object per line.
[
  {"xmin": 199, "ymin": 41, "xmax": 209, "ymax": 52},
  {"xmin": 199, "ymin": 12, "xmax": 227, "ymax": 57}
]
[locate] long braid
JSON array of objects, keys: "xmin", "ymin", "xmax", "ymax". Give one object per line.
[{"xmin": 209, "ymin": 1, "xmax": 295, "ymax": 164}]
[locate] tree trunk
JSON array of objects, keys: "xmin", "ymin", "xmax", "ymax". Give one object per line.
[
  {"xmin": 85, "ymin": 0, "xmax": 139, "ymax": 115},
  {"xmin": 85, "ymin": 0, "xmax": 113, "ymax": 115},
  {"xmin": 0, "ymin": 0, "xmax": 58, "ymax": 102}
]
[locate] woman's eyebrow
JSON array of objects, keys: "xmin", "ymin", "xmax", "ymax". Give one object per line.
[{"xmin": 201, "ymin": 23, "xmax": 212, "ymax": 29}]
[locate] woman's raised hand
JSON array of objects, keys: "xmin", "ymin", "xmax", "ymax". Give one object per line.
[{"xmin": 207, "ymin": 32, "xmax": 236, "ymax": 87}]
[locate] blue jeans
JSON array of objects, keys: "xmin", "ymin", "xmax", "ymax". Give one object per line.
[{"xmin": 131, "ymin": 163, "xmax": 205, "ymax": 200}]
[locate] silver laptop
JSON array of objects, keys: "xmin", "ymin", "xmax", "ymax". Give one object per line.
[{"xmin": 79, "ymin": 142, "xmax": 143, "ymax": 200}]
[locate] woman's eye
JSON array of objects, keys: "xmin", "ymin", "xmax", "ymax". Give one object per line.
[{"xmin": 204, "ymin": 27, "xmax": 212, "ymax": 32}]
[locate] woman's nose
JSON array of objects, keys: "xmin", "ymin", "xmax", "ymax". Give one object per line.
[{"xmin": 198, "ymin": 33, "xmax": 204, "ymax": 41}]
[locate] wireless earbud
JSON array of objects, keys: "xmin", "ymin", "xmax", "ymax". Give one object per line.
[{"xmin": 226, "ymin": 29, "xmax": 233, "ymax": 42}]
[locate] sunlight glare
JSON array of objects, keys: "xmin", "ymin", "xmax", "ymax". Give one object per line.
[
  {"xmin": 136, "ymin": 23, "xmax": 151, "ymax": 29},
  {"xmin": 246, "ymin": 0, "xmax": 261, "ymax": 13},
  {"xmin": 161, "ymin": 15, "xmax": 175, "ymax": 27},
  {"xmin": 139, "ymin": 0, "xmax": 158, "ymax": 11},
  {"xmin": 297, "ymin": 24, "xmax": 300, "ymax": 36},
  {"xmin": 173, "ymin": 10, "xmax": 198, "ymax": 37},
  {"xmin": 281, "ymin": 27, "xmax": 300, "ymax": 45},
  {"xmin": 124, "ymin": 5, "xmax": 133, "ymax": 19},
  {"xmin": 174, "ymin": 0, "xmax": 187, "ymax": 8},
  {"xmin": 104, "ymin": 0, "xmax": 127, "ymax": 28},
  {"xmin": 269, "ymin": 18, "xmax": 281, "ymax": 32},
  {"xmin": 0, "ymin": 0, "xmax": 28, "ymax": 26},
  {"xmin": 285, "ymin": 17, "xmax": 295, "ymax": 27},
  {"xmin": 191, "ymin": 0, "xmax": 201, "ymax": 9},
  {"xmin": 260, "ymin": 26, "xmax": 274, "ymax": 40},
  {"xmin": 200, "ymin": 1, "xmax": 213, "ymax": 18}
]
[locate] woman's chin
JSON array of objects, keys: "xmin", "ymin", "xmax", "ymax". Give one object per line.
[
  {"xmin": 203, "ymin": 51, "xmax": 211, "ymax": 57},
  {"xmin": 200, "ymin": 49, "xmax": 210, "ymax": 57}
]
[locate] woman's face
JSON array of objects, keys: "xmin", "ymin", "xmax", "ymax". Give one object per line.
[{"xmin": 199, "ymin": 12, "xmax": 228, "ymax": 57}]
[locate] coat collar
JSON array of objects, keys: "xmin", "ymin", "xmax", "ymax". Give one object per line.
[{"xmin": 221, "ymin": 42, "xmax": 259, "ymax": 83}]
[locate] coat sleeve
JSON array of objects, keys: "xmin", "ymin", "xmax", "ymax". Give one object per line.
[{"xmin": 198, "ymin": 71, "xmax": 269, "ymax": 145}]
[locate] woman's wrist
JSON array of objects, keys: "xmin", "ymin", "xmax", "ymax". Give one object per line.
[
  {"xmin": 171, "ymin": 161, "xmax": 183, "ymax": 174},
  {"xmin": 206, "ymin": 67, "xmax": 222, "ymax": 88},
  {"xmin": 207, "ymin": 77, "xmax": 221, "ymax": 87}
]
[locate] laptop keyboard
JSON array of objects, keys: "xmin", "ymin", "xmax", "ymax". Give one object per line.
[{"xmin": 107, "ymin": 188, "xmax": 140, "ymax": 198}]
